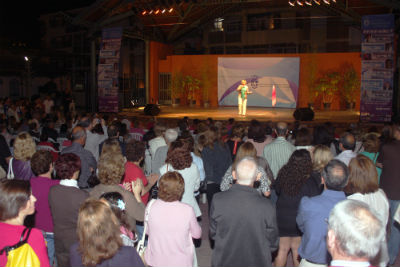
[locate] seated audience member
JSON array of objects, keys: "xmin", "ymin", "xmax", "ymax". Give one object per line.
[
  {"xmin": 151, "ymin": 128, "xmax": 178, "ymax": 174},
  {"xmin": 297, "ymin": 159, "xmax": 349, "ymax": 267},
  {"xmin": 90, "ymin": 152, "xmax": 145, "ymax": 233},
  {"xmin": 80, "ymin": 116, "xmax": 108, "ymax": 161},
  {"xmin": 274, "ymin": 149, "xmax": 320, "ymax": 267},
  {"xmin": 99, "ymin": 122, "xmax": 125, "ymax": 156},
  {"xmin": 145, "ymin": 171, "xmax": 201, "ymax": 267},
  {"xmin": 225, "ymin": 124, "xmax": 245, "ymax": 161},
  {"xmin": 334, "ymin": 132, "xmax": 357, "ymax": 166},
  {"xmin": 159, "ymin": 140, "xmax": 201, "ymax": 217},
  {"xmin": 210, "ymin": 157, "xmax": 278, "ymax": 267},
  {"xmin": 70, "ymin": 199, "xmax": 144, "ymax": 267},
  {"xmin": 30, "ymin": 150, "xmax": 60, "ymax": 266},
  {"xmin": 327, "ymin": 200, "xmax": 385, "ymax": 267},
  {"xmin": 0, "ymin": 180, "xmax": 50, "ymax": 267},
  {"xmin": 10, "ymin": 132, "xmax": 36, "ymax": 180},
  {"xmin": 345, "ymin": 154, "xmax": 389, "ymax": 267},
  {"xmin": 49, "ymin": 153, "xmax": 89, "ymax": 267},
  {"xmin": 307, "ymin": 144, "xmax": 334, "ymax": 195},
  {"xmin": 220, "ymin": 142, "xmax": 271, "ymax": 197},
  {"xmin": 100, "ymin": 192, "xmax": 137, "ymax": 247},
  {"xmin": 295, "ymin": 127, "xmax": 313, "ymax": 151},
  {"xmin": 360, "ymin": 133, "xmax": 382, "ymax": 183},
  {"xmin": 246, "ymin": 120, "xmax": 273, "ymax": 156},
  {"xmin": 148, "ymin": 123, "xmax": 167, "ymax": 158}
]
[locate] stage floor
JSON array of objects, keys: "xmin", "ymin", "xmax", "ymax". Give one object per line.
[{"xmin": 120, "ymin": 106, "xmax": 360, "ymax": 123}]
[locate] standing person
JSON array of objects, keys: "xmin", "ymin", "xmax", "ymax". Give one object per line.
[
  {"xmin": 201, "ymin": 127, "xmax": 232, "ymax": 210},
  {"xmin": 274, "ymin": 150, "xmax": 319, "ymax": 267},
  {"xmin": 43, "ymin": 95, "xmax": 54, "ymax": 115},
  {"xmin": 308, "ymin": 145, "xmax": 334, "ymax": 195},
  {"xmin": 376, "ymin": 123, "xmax": 400, "ymax": 265},
  {"xmin": 327, "ymin": 200, "xmax": 385, "ymax": 267},
  {"xmin": 49, "ymin": 153, "xmax": 89, "ymax": 267},
  {"xmin": 345, "ymin": 154, "xmax": 389, "ymax": 267},
  {"xmin": 225, "ymin": 124, "xmax": 244, "ymax": 161},
  {"xmin": 144, "ymin": 172, "xmax": 202, "ymax": 267},
  {"xmin": 61, "ymin": 126, "xmax": 97, "ymax": 189},
  {"xmin": 69, "ymin": 199, "xmax": 144, "ymax": 267},
  {"xmin": 0, "ymin": 180, "xmax": 50, "ymax": 267},
  {"xmin": 296, "ymin": 159, "xmax": 349, "ymax": 267},
  {"xmin": 79, "ymin": 116, "xmax": 108, "ymax": 161},
  {"xmin": 360, "ymin": 133, "xmax": 382, "ymax": 183},
  {"xmin": 263, "ymin": 122, "xmax": 296, "ymax": 179},
  {"xmin": 237, "ymin": 79, "xmax": 251, "ymax": 116},
  {"xmin": 30, "ymin": 150, "xmax": 60, "ymax": 266},
  {"xmin": 210, "ymin": 157, "xmax": 278, "ymax": 267}
]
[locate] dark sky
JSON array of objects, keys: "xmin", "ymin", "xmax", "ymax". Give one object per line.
[{"xmin": 1, "ymin": 0, "xmax": 95, "ymax": 47}]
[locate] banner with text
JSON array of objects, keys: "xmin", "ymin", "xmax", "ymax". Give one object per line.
[
  {"xmin": 360, "ymin": 14, "xmax": 395, "ymax": 122},
  {"xmin": 98, "ymin": 27, "xmax": 122, "ymax": 112},
  {"xmin": 218, "ymin": 57, "xmax": 300, "ymax": 108}
]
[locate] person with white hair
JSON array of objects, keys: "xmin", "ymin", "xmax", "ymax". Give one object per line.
[
  {"xmin": 327, "ymin": 199, "xmax": 385, "ymax": 267},
  {"xmin": 151, "ymin": 128, "xmax": 178, "ymax": 174},
  {"xmin": 210, "ymin": 157, "xmax": 278, "ymax": 267}
]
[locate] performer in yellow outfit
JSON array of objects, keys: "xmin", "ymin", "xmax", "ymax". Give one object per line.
[{"xmin": 237, "ymin": 80, "xmax": 252, "ymax": 116}]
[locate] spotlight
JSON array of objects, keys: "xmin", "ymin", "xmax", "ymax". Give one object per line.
[
  {"xmin": 313, "ymin": 0, "xmax": 321, "ymax": 4},
  {"xmin": 168, "ymin": 7, "xmax": 174, "ymax": 13},
  {"xmin": 297, "ymin": 0, "xmax": 304, "ymax": 6},
  {"xmin": 149, "ymin": 9, "xmax": 154, "ymax": 14},
  {"xmin": 141, "ymin": 10, "xmax": 147, "ymax": 15},
  {"xmin": 323, "ymin": 0, "xmax": 330, "ymax": 4},
  {"xmin": 24, "ymin": 56, "xmax": 29, "ymax": 62},
  {"xmin": 288, "ymin": 0, "xmax": 295, "ymax": 6},
  {"xmin": 161, "ymin": 9, "xmax": 166, "ymax": 14},
  {"xmin": 155, "ymin": 9, "xmax": 160, "ymax": 14},
  {"xmin": 305, "ymin": 0, "xmax": 312, "ymax": 5}
]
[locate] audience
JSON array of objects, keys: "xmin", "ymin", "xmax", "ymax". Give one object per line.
[
  {"xmin": 360, "ymin": 132, "xmax": 382, "ymax": 183},
  {"xmin": 225, "ymin": 124, "xmax": 245, "ymax": 161},
  {"xmin": 151, "ymin": 128, "xmax": 178, "ymax": 174},
  {"xmin": 30, "ymin": 150, "xmax": 60, "ymax": 266},
  {"xmin": 308, "ymin": 144, "xmax": 334, "ymax": 195},
  {"xmin": 263, "ymin": 122, "xmax": 296, "ymax": 178},
  {"xmin": 210, "ymin": 157, "xmax": 278, "ymax": 267},
  {"xmin": 0, "ymin": 179, "xmax": 50, "ymax": 267},
  {"xmin": 49, "ymin": 153, "xmax": 89, "ymax": 267},
  {"xmin": 334, "ymin": 132, "xmax": 357, "ymax": 166},
  {"xmin": 246, "ymin": 119, "xmax": 273, "ymax": 156},
  {"xmin": 327, "ymin": 200, "xmax": 385, "ymax": 267},
  {"xmin": 10, "ymin": 132, "xmax": 36, "ymax": 180},
  {"xmin": 69, "ymin": 199, "xmax": 144, "ymax": 267},
  {"xmin": 145, "ymin": 171, "xmax": 202, "ymax": 267},
  {"xmin": 297, "ymin": 159, "xmax": 349, "ymax": 267}
]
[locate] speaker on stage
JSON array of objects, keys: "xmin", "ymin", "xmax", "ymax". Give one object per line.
[
  {"xmin": 144, "ymin": 104, "xmax": 161, "ymax": 116},
  {"xmin": 293, "ymin": 107, "xmax": 314, "ymax": 121}
]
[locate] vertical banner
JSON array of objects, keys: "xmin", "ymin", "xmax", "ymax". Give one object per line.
[
  {"xmin": 98, "ymin": 27, "xmax": 122, "ymax": 113},
  {"xmin": 360, "ymin": 14, "xmax": 395, "ymax": 122}
]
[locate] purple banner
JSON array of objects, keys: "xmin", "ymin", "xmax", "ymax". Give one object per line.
[
  {"xmin": 360, "ymin": 14, "xmax": 395, "ymax": 122},
  {"xmin": 98, "ymin": 27, "xmax": 122, "ymax": 113}
]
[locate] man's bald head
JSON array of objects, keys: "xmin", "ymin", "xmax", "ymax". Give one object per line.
[
  {"xmin": 275, "ymin": 122, "xmax": 288, "ymax": 136},
  {"xmin": 72, "ymin": 126, "xmax": 86, "ymax": 144},
  {"xmin": 339, "ymin": 132, "xmax": 356, "ymax": 151},
  {"xmin": 234, "ymin": 157, "xmax": 258, "ymax": 186}
]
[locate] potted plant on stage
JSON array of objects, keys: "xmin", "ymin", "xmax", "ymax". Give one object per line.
[
  {"xmin": 185, "ymin": 75, "xmax": 200, "ymax": 107},
  {"xmin": 341, "ymin": 64, "xmax": 359, "ymax": 110},
  {"xmin": 314, "ymin": 71, "xmax": 340, "ymax": 110},
  {"xmin": 170, "ymin": 72, "xmax": 185, "ymax": 107}
]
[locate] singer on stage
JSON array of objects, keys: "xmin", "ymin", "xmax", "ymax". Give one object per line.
[{"xmin": 237, "ymin": 80, "xmax": 251, "ymax": 116}]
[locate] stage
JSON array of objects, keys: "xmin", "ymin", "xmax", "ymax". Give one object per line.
[{"xmin": 120, "ymin": 106, "xmax": 361, "ymax": 124}]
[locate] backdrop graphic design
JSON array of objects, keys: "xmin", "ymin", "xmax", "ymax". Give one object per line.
[{"xmin": 218, "ymin": 57, "xmax": 300, "ymax": 108}]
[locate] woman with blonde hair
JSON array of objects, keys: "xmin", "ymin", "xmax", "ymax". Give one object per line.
[
  {"xmin": 10, "ymin": 132, "xmax": 36, "ymax": 180},
  {"xmin": 308, "ymin": 144, "xmax": 334, "ymax": 194},
  {"xmin": 220, "ymin": 141, "xmax": 272, "ymax": 197},
  {"xmin": 69, "ymin": 199, "xmax": 144, "ymax": 267}
]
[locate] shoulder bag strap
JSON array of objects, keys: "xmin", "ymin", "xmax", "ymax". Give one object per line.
[
  {"xmin": 7, "ymin": 157, "xmax": 14, "ymax": 179},
  {"xmin": 0, "ymin": 228, "xmax": 31, "ymax": 256},
  {"xmin": 138, "ymin": 199, "xmax": 155, "ymax": 245}
]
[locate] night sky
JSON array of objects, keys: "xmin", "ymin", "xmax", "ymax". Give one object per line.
[{"xmin": 1, "ymin": 0, "xmax": 95, "ymax": 47}]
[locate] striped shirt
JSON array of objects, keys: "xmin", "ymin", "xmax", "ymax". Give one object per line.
[{"xmin": 263, "ymin": 136, "xmax": 296, "ymax": 178}]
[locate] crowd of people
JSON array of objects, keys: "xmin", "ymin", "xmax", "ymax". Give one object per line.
[{"xmin": 0, "ymin": 96, "xmax": 399, "ymax": 267}]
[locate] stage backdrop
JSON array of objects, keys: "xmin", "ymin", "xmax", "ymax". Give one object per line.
[{"xmin": 218, "ymin": 57, "xmax": 299, "ymax": 108}]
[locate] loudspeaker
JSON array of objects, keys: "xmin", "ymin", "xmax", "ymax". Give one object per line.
[
  {"xmin": 293, "ymin": 107, "xmax": 314, "ymax": 121},
  {"xmin": 144, "ymin": 104, "xmax": 161, "ymax": 116}
]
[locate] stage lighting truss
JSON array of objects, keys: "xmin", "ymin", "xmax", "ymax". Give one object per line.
[
  {"xmin": 141, "ymin": 6, "xmax": 174, "ymax": 16},
  {"xmin": 288, "ymin": 0, "xmax": 336, "ymax": 7}
]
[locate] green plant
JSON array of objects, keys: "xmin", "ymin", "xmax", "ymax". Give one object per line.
[
  {"xmin": 314, "ymin": 71, "xmax": 340, "ymax": 103},
  {"xmin": 185, "ymin": 75, "xmax": 200, "ymax": 101},
  {"xmin": 341, "ymin": 64, "xmax": 359, "ymax": 104},
  {"xmin": 170, "ymin": 72, "xmax": 185, "ymax": 99}
]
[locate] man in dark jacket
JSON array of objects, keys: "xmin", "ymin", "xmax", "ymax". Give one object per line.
[{"xmin": 210, "ymin": 156, "xmax": 278, "ymax": 267}]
